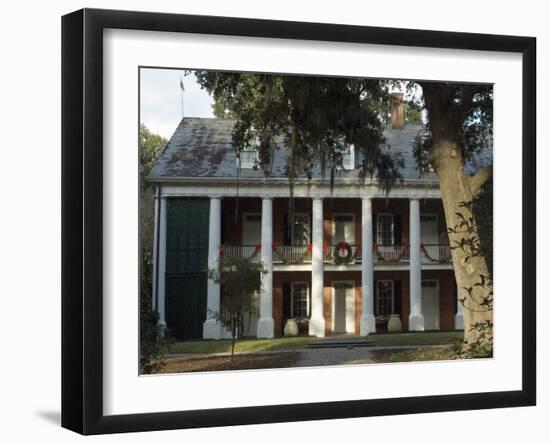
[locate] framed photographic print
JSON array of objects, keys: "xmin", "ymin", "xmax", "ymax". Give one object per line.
[{"xmin": 61, "ymin": 8, "xmax": 536, "ymax": 435}]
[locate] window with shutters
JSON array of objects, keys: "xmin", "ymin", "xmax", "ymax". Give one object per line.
[
  {"xmin": 376, "ymin": 214, "xmax": 394, "ymax": 245},
  {"xmin": 291, "ymin": 282, "xmax": 310, "ymax": 318},
  {"xmin": 376, "ymin": 280, "xmax": 394, "ymax": 316}
]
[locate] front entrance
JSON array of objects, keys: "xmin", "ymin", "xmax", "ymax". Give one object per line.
[
  {"xmin": 242, "ymin": 213, "xmax": 261, "ymax": 261},
  {"xmin": 422, "ymin": 280, "xmax": 440, "ymax": 330},
  {"xmin": 421, "ymin": 214, "xmax": 439, "ymax": 262},
  {"xmin": 332, "ymin": 281, "xmax": 355, "ymax": 334}
]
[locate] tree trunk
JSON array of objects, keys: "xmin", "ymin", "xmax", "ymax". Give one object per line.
[{"xmin": 430, "ymin": 126, "xmax": 493, "ymax": 353}]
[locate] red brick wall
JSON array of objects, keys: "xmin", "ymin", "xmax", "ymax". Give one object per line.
[{"xmin": 221, "ymin": 197, "xmax": 447, "ymax": 247}]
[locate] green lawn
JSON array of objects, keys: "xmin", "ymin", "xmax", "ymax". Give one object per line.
[
  {"xmin": 370, "ymin": 330, "xmax": 463, "ymax": 347},
  {"xmin": 169, "ymin": 336, "xmax": 317, "ymax": 355},
  {"xmin": 168, "ymin": 331, "xmax": 463, "ymax": 355}
]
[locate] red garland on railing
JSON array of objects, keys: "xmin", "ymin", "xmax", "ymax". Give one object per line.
[
  {"xmin": 255, "ymin": 243, "xmax": 261, "ymax": 251},
  {"xmin": 373, "ymin": 243, "xmax": 410, "ymax": 262}
]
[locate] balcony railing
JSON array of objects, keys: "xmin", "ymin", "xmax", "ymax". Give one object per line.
[
  {"xmin": 221, "ymin": 243, "xmax": 452, "ymax": 265},
  {"xmin": 421, "ymin": 243, "xmax": 452, "ymax": 264},
  {"xmin": 374, "ymin": 244, "xmax": 410, "ymax": 262}
]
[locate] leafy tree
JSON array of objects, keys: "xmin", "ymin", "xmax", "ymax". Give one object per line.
[
  {"xmin": 209, "ymin": 255, "xmax": 265, "ymax": 358},
  {"xmin": 414, "ymin": 82, "xmax": 493, "ymax": 354},
  {"xmin": 192, "ymin": 71, "xmax": 493, "ymax": 355},
  {"xmin": 139, "ymin": 123, "xmax": 170, "ymax": 373}
]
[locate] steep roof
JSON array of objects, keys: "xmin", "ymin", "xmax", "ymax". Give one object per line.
[{"xmin": 148, "ymin": 117, "xmax": 492, "ymax": 182}]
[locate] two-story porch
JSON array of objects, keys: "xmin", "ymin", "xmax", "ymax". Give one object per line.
[{"xmin": 152, "ymin": 190, "xmax": 464, "ymax": 340}]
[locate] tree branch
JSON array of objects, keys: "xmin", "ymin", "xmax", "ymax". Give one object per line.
[{"xmin": 468, "ymin": 166, "xmax": 493, "ymax": 194}]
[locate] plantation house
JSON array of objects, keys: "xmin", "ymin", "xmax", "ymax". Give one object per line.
[{"xmin": 147, "ymin": 95, "xmax": 492, "ymax": 340}]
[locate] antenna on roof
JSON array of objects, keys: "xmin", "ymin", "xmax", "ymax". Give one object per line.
[{"xmin": 179, "ymin": 77, "xmax": 185, "ymax": 120}]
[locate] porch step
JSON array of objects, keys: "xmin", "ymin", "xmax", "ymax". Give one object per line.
[{"xmin": 306, "ymin": 338, "xmax": 375, "ymax": 349}]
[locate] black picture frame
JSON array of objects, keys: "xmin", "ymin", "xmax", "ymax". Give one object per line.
[{"xmin": 61, "ymin": 8, "xmax": 536, "ymax": 435}]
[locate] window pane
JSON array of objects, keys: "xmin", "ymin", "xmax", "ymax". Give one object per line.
[
  {"xmin": 376, "ymin": 280, "xmax": 394, "ymax": 316},
  {"xmin": 377, "ymin": 214, "xmax": 394, "ymax": 245},
  {"xmin": 292, "ymin": 215, "xmax": 310, "ymax": 245},
  {"xmin": 292, "ymin": 283, "xmax": 309, "ymax": 318}
]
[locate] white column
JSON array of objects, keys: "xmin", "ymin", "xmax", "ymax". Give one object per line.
[
  {"xmin": 360, "ymin": 198, "xmax": 376, "ymax": 335},
  {"xmin": 157, "ymin": 196, "xmax": 167, "ymax": 330},
  {"xmin": 409, "ymin": 198, "xmax": 424, "ymax": 330},
  {"xmin": 257, "ymin": 198, "xmax": 274, "ymax": 338},
  {"xmin": 151, "ymin": 192, "xmax": 159, "ymax": 314},
  {"xmin": 203, "ymin": 197, "xmax": 223, "ymax": 339},
  {"xmin": 309, "ymin": 198, "xmax": 326, "ymax": 337},
  {"xmin": 455, "ymin": 295, "xmax": 465, "ymax": 330}
]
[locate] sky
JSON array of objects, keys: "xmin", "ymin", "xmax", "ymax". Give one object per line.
[
  {"xmin": 140, "ymin": 68, "xmax": 214, "ymax": 139},
  {"xmin": 139, "ymin": 68, "xmax": 425, "ymax": 140}
]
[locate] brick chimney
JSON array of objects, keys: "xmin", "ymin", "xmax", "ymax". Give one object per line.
[{"xmin": 391, "ymin": 92, "xmax": 404, "ymax": 129}]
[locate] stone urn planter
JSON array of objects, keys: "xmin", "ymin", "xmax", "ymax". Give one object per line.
[
  {"xmin": 387, "ymin": 314, "xmax": 403, "ymax": 332},
  {"xmin": 283, "ymin": 318, "xmax": 299, "ymax": 337}
]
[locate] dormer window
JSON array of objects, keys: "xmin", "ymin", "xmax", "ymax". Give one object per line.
[
  {"xmin": 342, "ymin": 144, "xmax": 355, "ymax": 170},
  {"xmin": 238, "ymin": 149, "xmax": 259, "ymax": 169}
]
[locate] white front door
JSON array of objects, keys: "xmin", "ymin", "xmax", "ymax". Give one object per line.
[
  {"xmin": 242, "ymin": 213, "xmax": 261, "ymax": 260},
  {"xmin": 422, "ymin": 280, "xmax": 440, "ymax": 330},
  {"xmin": 333, "ymin": 214, "xmax": 355, "ymax": 244},
  {"xmin": 420, "ymin": 214, "xmax": 439, "ymax": 262},
  {"xmin": 333, "ymin": 282, "xmax": 355, "ymax": 334}
]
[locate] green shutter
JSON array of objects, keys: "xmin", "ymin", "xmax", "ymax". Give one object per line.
[{"xmin": 165, "ymin": 198, "xmax": 209, "ymax": 339}]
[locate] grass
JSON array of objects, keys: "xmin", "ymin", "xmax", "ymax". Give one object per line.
[
  {"xmin": 168, "ymin": 336, "xmax": 317, "ymax": 355},
  {"xmin": 167, "ymin": 331, "xmax": 463, "ymax": 355},
  {"xmin": 159, "ymin": 352, "xmax": 300, "ymax": 373},
  {"xmin": 369, "ymin": 330, "xmax": 463, "ymax": 347}
]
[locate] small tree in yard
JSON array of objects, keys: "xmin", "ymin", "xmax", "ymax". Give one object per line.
[{"xmin": 209, "ymin": 255, "xmax": 265, "ymax": 359}]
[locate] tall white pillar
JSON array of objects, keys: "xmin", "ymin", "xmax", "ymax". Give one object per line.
[
  {"xmin": 309, "ymin": 198, "xmax": 326, "ymax": 337},
  {"xmin": 203, "ymin": 197, "xmax": 223, "ymax": 339},
  {"xmin": 455, "ymin": 295, "xmax": 465, "ymax": 330},
  {"xmin": 361, "ymin": 198, "xmax": 376, "ymax": 335},
  {"xmin": 157, "ymin": 196, "xmax": 168, "ymax": 330},
  {"xmin": 151, "ymin": 192, "xmax": 160, "ymax": 315},
  {"xmin": 409, "ymin": 198, "xmax": 424, "ymax": 330},
  {"xmin": 257, "ymin": 197, "xmax": 274, "ymax": 338}
]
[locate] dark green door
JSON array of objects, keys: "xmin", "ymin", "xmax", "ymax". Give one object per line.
[{"xmin": 165, "ymin": 198, "xmax": 209, "ymax": 339}]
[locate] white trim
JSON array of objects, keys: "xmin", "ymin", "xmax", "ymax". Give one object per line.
[
  {"xmin": 290, "ymin": 281, "xmax": 310, "ymax": 318},
  {"xmin": 331, "ymin": 280, "xmax": 356, "ymax": 334},
  {"xmin": 158, "ymin": 182, "xmax": 443, "ymax": 200}
]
